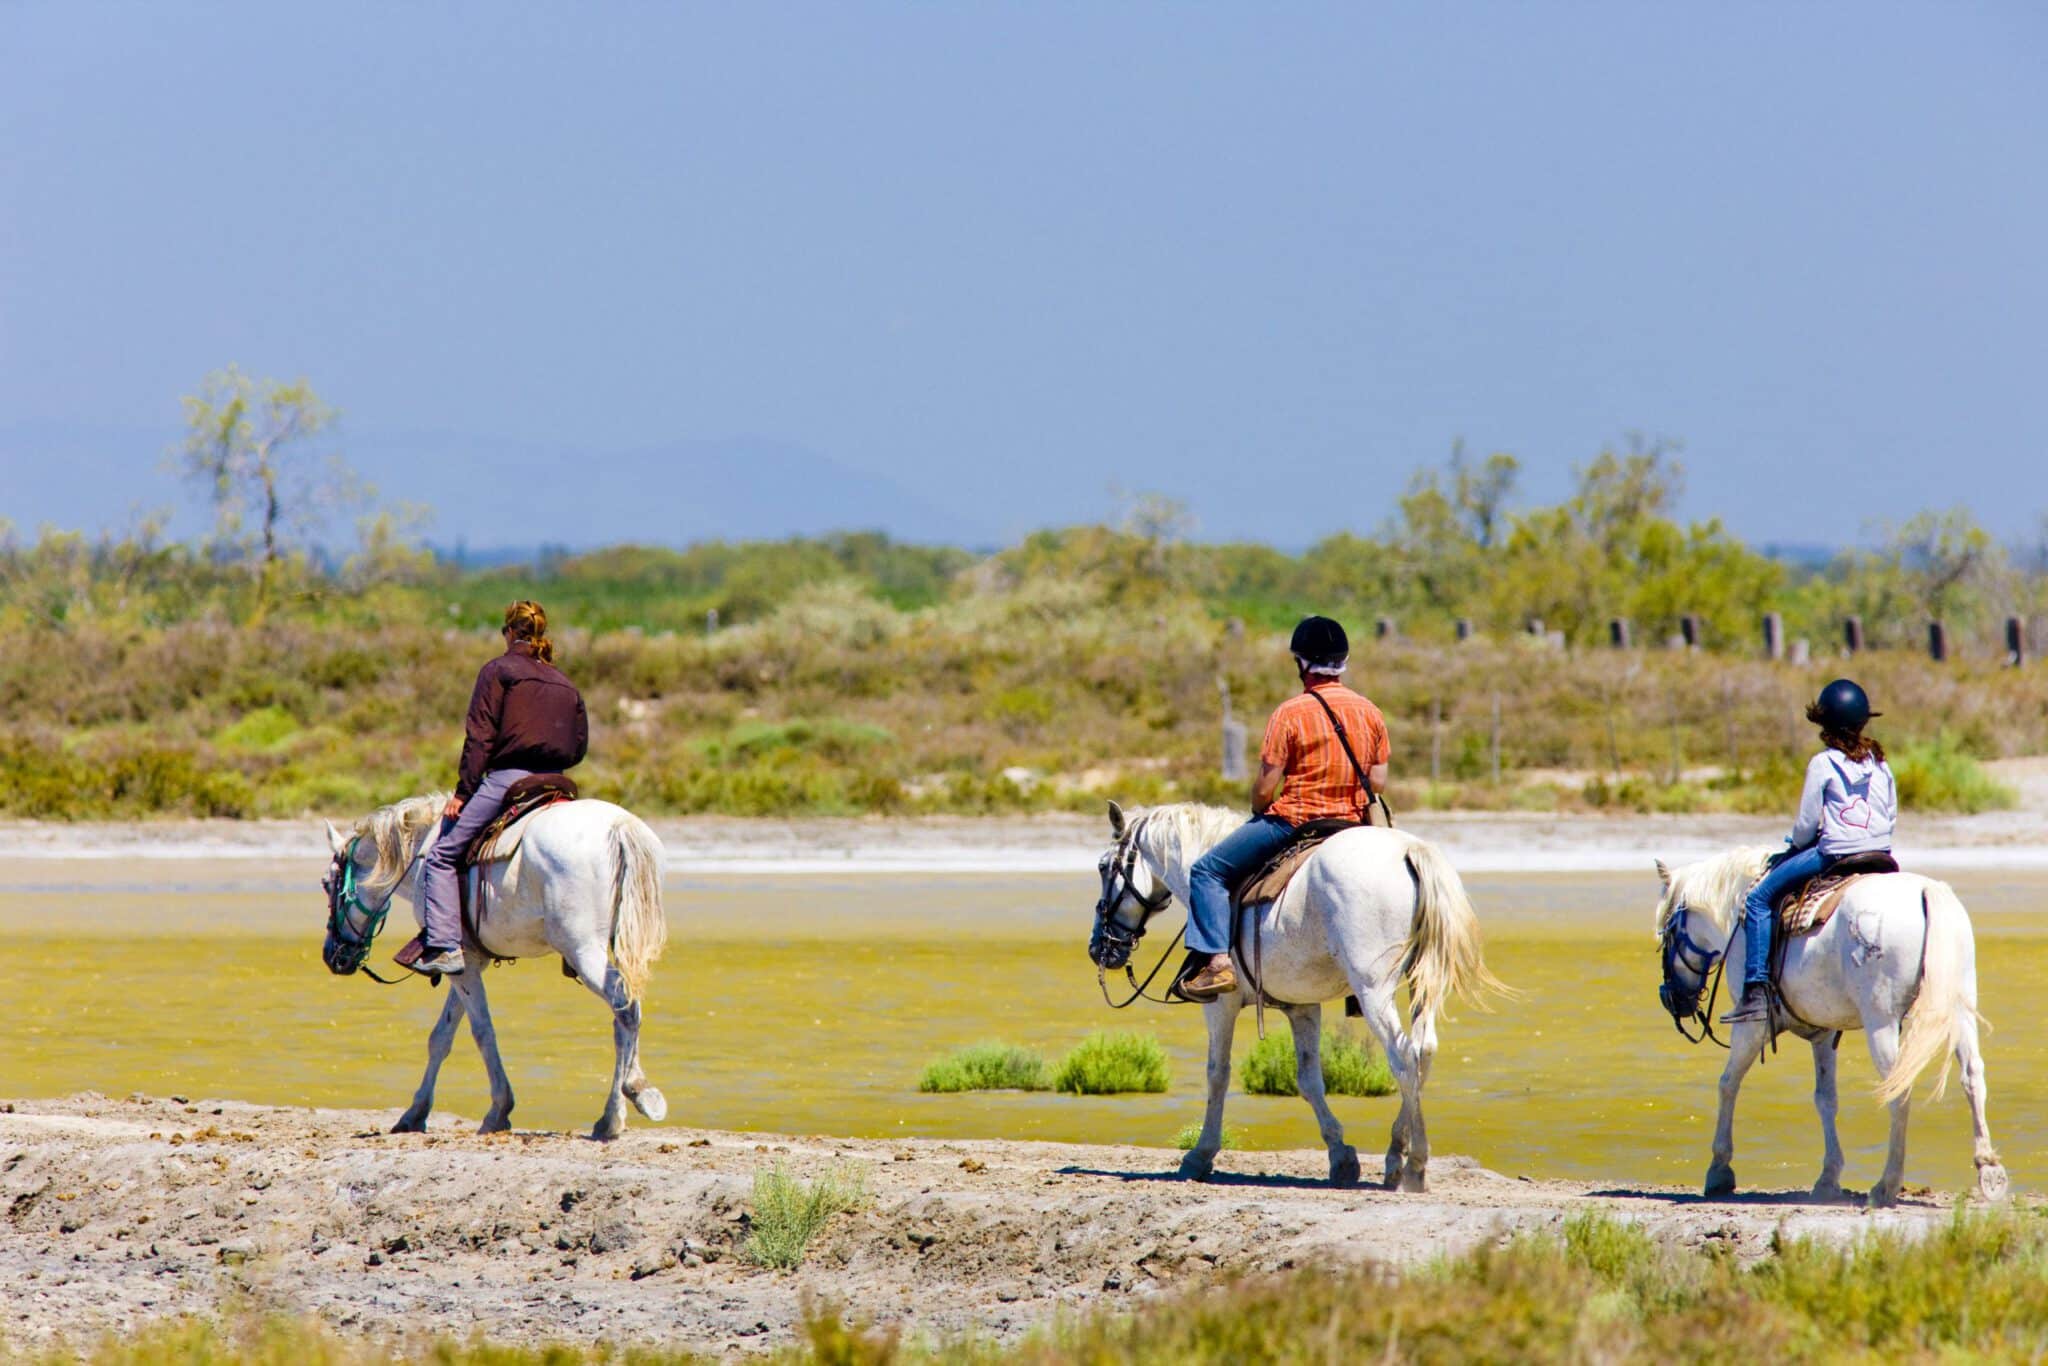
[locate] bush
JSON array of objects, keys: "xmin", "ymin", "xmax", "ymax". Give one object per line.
[
  {"xmin": 1892, "ymin": 733, "xmax": 2018, "ymax": 814},
  {"xmin": 742, "ymin": 1161, "xmax": 868, "ymax": 1271},
  {"xmin": 918, "ymin": 1042, "xmax": 1050, "ymax": 1093},
  {"xmin": 1171, "ymin": 1123, "xmax": 1240, "ymax": 1151},
  {"xmin": 1052, "ymin": 1032, "xmax": 1170, "ymax": 1095},
  {"xmin": 1239, "ymin": 1025, "xmax": 1395, "ymax": 1097}
]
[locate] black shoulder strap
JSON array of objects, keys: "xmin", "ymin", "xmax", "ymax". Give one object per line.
[{"xmin": 1304, "ymin": 687, "xmax": 1377, "ymax": 812}]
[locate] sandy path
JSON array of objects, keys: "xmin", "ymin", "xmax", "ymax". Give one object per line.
[{"xmin": 0, "ymin": 1095, "xmax": 1957, "ymax": 1356}]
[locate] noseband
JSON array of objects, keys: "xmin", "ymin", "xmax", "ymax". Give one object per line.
[
  {"xmin": 1658, "ymin": 906, "xmax": 1729, "ymax": 1047},
  {"xmin": 1089, "ymin": 822, "xmax": 1183, "ymax": 1008}
]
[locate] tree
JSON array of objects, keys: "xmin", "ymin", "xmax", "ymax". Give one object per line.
[
  {"xmin": 1448, "ymin": 443, "xmax": 1520, "ymax": 549},
  {"xmin": 179, "ymin": 366, "xmax": 356, "ymax": 594}
]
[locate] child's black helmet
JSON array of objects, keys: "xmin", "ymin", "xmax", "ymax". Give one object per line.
[
  {"xmin": 1811, "ymin": 678, "xmax": 1879, "ymax": 733},
  {"xmin": 1289, "ymin": 616, "xmax": 1349, "ymax": 667}
]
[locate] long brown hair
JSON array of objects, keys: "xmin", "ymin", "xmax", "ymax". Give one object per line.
[
  {"xmin": 1806, "ymin": 704, "xmax": 1885, "ymax": 763},
  {"xmin": 503, "ymin": 600, "xmax": 554, "ymax": 663}
]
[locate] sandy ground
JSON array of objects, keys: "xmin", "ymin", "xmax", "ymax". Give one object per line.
[
  {"xmin": 0, "ymin": 1095, "xmax": 1965, "ymax": 1356},
  {"xmin": 5, "ymin": 759, "xmax": 2048, "ymax": 874}
]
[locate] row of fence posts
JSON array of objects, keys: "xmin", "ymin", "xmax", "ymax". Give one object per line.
[{"xmin": 1358, "ymin": 614, "xmax": 2031, "ymax": 665}]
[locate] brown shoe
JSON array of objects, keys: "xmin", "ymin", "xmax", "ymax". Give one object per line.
[
  {"xmin": 1175, "ymin": 957, "xmax": 1238, "ymax": 1002},
  {"xmin": 1719, "ymin": 983, "xmax": 1771, "ymax": 1025}
]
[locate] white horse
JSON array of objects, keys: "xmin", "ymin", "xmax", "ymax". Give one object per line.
[
  {"xmin": 320, "ymin": 793, "xmax": 670, "ymax": 1140},
  {"xmin": 1653, "ymin": 847, "xmax": 2006, "ymax": 1206},
  {"xmin": 1089, "ymin": 801, "xmax": 1502, "ymax": 1191}
]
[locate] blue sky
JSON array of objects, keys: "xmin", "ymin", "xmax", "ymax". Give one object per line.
[{"xmin": 2, "ymin": 3, "xmax": 2043, "ymax": 550}]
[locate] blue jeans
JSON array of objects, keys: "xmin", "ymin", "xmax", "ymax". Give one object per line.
[
  {"xmin": 420, "ymin": 768, "xmax": 532, "ymax": 948},
  {"xmin": 1740, "ymin": 845, "xmax": 1831, "ymax": 987},
  {"xmin": 1187, "ymin": 815, "xmax": 1297, "ymax": 956}
]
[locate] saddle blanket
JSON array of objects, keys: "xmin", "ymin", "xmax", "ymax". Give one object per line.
[
  {"xmin": 1773, "ymin": 850, "xmax": 1900, "ymax": 938},
  {"xmin": 1232, "ymin": 818, "xmax": 1361, "ymax": 913}
]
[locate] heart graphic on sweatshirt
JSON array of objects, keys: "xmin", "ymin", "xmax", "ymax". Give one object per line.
[{"xmin": 1835, "ymin": 796, "xmax": 1873, "ymax": 831}]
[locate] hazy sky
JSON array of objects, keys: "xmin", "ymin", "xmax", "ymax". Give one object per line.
[{"xmin": 2, "ymin": 3, "xmax": 2044, "ymax": 549}]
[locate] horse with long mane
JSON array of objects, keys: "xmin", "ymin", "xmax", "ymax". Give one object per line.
[
  {"xmin": 1089, "ymin": 801, "xmax": 1503, "ymax": 1191},
  {"xmin": 320, "ymin": 793, "xmax": 669, "ymax": 1139},
  {"xmin": 1653, "ymin": 846, "xmax": 2005, "ymax": 1206}
]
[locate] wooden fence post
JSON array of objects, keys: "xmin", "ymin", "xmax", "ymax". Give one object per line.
[
  {"xmin": 1844, "ymin": 616, "xmax": 1864, "ymax": 656},
  {"xmin": 1455, "ymin": 618, "xmax": 1474, "ymax": 643},
  {"xmin": 1928, "ymin": 621, "xmax": 1948, "ymax": 663},
  {"xmin": 2008, "ymin": 616, "xmax": 2027, "ymax": 667},
  {"xmin": 1490, "ymin": 692, "xmax": 1503, "ymax": 786},
  {"xmin": 1762, "ymin": 612, "xmax": 1784, "ymax": 661},
  {"xmin": 1375, "ymin": 617, "xmax": 1397, "ymax": 641},
  {"xmin": 1219, "ymin": 681, "xmax": 1247, "ymax": 782},
  {"xmin": 1679, "ymin": 614, "xmax": 1702, "ymax": 650},
  {"xmin": 1609, "ymin": 618, "xmax": 1632, "ymax": 649},
  {"xmin": 1430, "ymin": 697, "xmax": 1442, "ymax": 785}
]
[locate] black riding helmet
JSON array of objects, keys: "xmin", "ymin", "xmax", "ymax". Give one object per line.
[
  {"xmin": 1809, "ymin": 678, "xmax": 1880, "ymax": 733},
  {"xmin": 1289, "ymin": 615, "xmax": 1349, "ymax": 669}
]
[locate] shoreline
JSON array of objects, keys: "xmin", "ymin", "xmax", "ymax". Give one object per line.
[{"xmin": 2, "ymin": 806, "xmax": 2045, "ymax": 873}]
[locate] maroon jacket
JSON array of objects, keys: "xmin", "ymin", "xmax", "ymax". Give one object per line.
[{"xmin": 457, "ymin": 641, "xmax": 589, "ymax": 799}]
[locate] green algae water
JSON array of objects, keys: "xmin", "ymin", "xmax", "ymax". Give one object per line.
[{"xmin": 1, "ymin": 861, "xmax": 2042, "ymax": 1193}]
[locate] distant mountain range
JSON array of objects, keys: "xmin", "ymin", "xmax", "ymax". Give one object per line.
[{"xmin": 0, "ymin": 423, "xmax": 987, "ymax": 549}]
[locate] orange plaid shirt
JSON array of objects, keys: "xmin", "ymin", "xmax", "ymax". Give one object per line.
[{"xmin": 1260, "ymin": 680, "xmax": 1390, "ymax": 826}]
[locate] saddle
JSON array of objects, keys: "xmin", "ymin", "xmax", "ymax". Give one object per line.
[
  {"xmin": 459, "ymin": 774, "xmax": 578, "ymax": 942},
  {"xmin": 1771, "ymin": 850, "xmax": 1899, "ymax": 940},
  {"xmin": 1231, "ymin": 818, "xmax": 1366, "ymax": 1020}
]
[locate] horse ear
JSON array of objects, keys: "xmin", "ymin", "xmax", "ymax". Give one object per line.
[
  {"xmin": 1107, "ymin": 800, "xmax": 1126, "ymax": 838},
  {"xmin": 325, "ymin": 820, "xmax": 347, "ymax": 856},
  {"xmin": 1654, "ymin": 858, "xmax": 1671, "ymax": 890}
]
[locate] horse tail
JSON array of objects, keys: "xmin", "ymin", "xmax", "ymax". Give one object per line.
[
  {"xmin": 606, "ymin": 815, "xmax": 669, "ymax": 1004},
  {"xmin": 1401, "ymin": 839, "xmax": 1508, "ymax": 1027},
  {"xmin": 1877, "ymin": 879, "xmax": 1978, "ymax": 1105}
]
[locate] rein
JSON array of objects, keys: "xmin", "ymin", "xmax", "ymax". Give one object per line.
[
  {"xmin": 1661, "ymin": 908, "xmax": 1730, "ymax": 1049},
  {"xmin": 1091, "ymin": 821, "xmax": 1189, "ymax": 1009}
]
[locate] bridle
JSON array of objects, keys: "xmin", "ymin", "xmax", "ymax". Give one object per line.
[
  {"xmin": 322, "ymin": 835, "xmax": 418, "ymax": 985},
  {"xmin": 1658, "ymin": 905, "xmax": 1729, "ymax": 1048},
  {"xmin": 1088, "ymin": 820, "xmax": 1184, "ymax": 1008}
]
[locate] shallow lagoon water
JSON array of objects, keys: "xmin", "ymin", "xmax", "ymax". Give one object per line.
[{"xmin": 1, "ymin": 861, "xmax": 2043, "ymax": 1194}]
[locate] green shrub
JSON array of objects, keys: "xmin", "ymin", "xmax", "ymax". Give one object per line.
[
  {"xmin": 743, "ymin": 1161, "xmax": 868, "ymax": 1271},
  {"xmin": 1239, "ymin": 1025, "xmax": 1395, "ymax": 1097},
  {"xmin": 1172, "ymin": 1123, "xmax": 1240, "ymax": 1150},
  {"xmin": 1892, "ymin": 733, "xmax": 2017, "ymax": 814},
  {"xmin": 216, "ymin": 704, "xmax": 301, "ymax": 752},
  {"xmin": 918, "ymin": 1042, "xmax": 1050, "ymax": 1093},
  {"xmin": 1052, "ymin": 1031, "xmax": 1170, "ymax": 1095}
]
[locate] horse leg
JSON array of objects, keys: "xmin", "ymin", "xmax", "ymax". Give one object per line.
[
  {"xmin": 1863, "ymin": 1020, "xmax": 1910, "ymax": 1207},
  {"xmin": 1352, "ymin": 988, "xmax": 1423, "ymax": 1191},
  {"xmin": 1705, "ymin": 1024, "xmax": 1766, "ymax": 1197},
  {"xmin": 568, "ymin": 943, "xmax": 657, "ymax": 1140},
  {"xmin": 392, "ymin": 985, "xmax": 463, "ymax": 1133},
  {"xmin": 453, "ymin": 967, "xmax": 516, "ymax": 1134},
  {"xmin": 1179, "ymin": 998, "xmax": 1238, "ymax": 1181},
  {"xmin": 1809, "ymin": 1035, "xmax": 1847, "ymax": 1201},
  {"xmin": 1954, "ymin": 1013, "xmax": 2007, "ymax": 1201},
  {"xmin": 1284, "ymin": 1004, "xmax": 1359, "ymax": 1188}
]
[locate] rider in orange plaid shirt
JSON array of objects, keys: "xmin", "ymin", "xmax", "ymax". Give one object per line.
[{"xmin": 1176, "ymin": 616, "xmax": 1390, "ymax": 1001}]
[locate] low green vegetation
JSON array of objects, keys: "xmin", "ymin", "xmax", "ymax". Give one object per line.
[
  {"xmin": 39, "ymin": 1210, "xmax": 2048, "ymax": 1362},
  {"xmin": 1051, "ymin": 1031, "xmax": 1170, "ymax": 1095},
  {"xmin": 5, "ymin": 445, "xmax": 2043, "ymax": 820},
  {"xmin": 917, "ymin": 1042, "xmax": 1050, "ymax": 1093},
  {"xmin": 1171, "ymin": 1123, "xmax": 1240, "ymax": 1151},
  {"xmin": 1238, "ymin": 1025, "xmax": 1396, "ymax": 1098},
  {"xmin": 741, "ymin": 1161, "xmax": 868, "ymax": 1271}
]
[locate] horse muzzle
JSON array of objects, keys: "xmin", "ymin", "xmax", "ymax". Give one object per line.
[
  {"xmin": 323, "ymin": 932, "xmax": 367, "ymax": 976},
  {"xmin": 1089, "ymin": 913, "xmax": 1138, "ymax": 970},
  {"xmin": 1659, "ymin": 979, "xmax": 1699, "ymax": 1021}
]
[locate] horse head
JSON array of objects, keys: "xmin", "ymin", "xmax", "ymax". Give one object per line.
[
  {"xmin": 1088, "ymin": 800, "xmax": 1173, "ymax": 969},
  {"xmin": 1654, "ymin": 856, "xmax": 1730, "ymax": 1038},
  {"xmin": 319, "ymin": 803, "xmax": 435, "ymax": 976}
]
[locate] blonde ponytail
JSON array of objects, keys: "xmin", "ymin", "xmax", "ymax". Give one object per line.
[{"xmin": 504, "ymin": 600, "xmax": 554, "ymax": 663}]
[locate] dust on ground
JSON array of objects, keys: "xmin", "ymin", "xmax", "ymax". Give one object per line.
[{"xmin": 0, "ymin": 1095, "xmax": 1965, "ymax": 1357}]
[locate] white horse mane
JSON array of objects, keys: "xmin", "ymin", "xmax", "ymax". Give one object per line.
[
  {"xmin": 1655, "ymin": 846, "xmax": 1778, "ymax": 934},
  {"xmin": 1125, "ymin": 802, "xmax": 1247, "ymax": 893},
  {"xmin": 352, "ymin": 793, "xmax": 451, "ymax": 893}
]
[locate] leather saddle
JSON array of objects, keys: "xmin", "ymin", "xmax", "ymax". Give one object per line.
[
  {"xmin": 1231, "ymin": 818, "xmax": 1365, "ymax": 1016},
  {"xmin": 393, "ymin": 775, "xmax": 579, "ymax": 976},
  {"xmin": 1772, "ymin": 849, "xmax": 1898, "ymax": 940}
]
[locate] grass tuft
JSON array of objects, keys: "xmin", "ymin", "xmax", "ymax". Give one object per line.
[
  {"xmin": 1239, "ymin": 1025, "xmax": 1395, "ymax": 1097},
  {"xmin": 1892, "ymin": 733, "xmax": 2017, "ymax": 814},
  {"xmin": 742, "ymin": 1161, "xmax": 868, "ymax": 1271},
  {"xmin": 1051, "ymin": 1031, "xmax": 1170, "ymax": 1095},
  {"xmin": 917, "ymin": 1042, "xmax": 1051, "ymax": 1093},
  {"xmin": 1171, "ymin": 1123, "xmax": 1240, "ymax": 1151}
]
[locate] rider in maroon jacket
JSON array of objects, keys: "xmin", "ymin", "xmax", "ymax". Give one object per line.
[{"xmin": 412, "ymin": 600, "xmax": 588, "ymax": 975}]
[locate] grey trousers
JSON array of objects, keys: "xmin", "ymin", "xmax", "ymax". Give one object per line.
[{"xmin": 420, "ymin": 768, "xmax": 532, "ymax": 948}]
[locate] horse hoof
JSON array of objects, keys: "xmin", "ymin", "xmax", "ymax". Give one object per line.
[
  {"xmin": 1978, "ymin": 1164, "xmax": 2011, "ymax": 1203},
  {"xmin": 1867, "ymin": 1183, "xmax": 1902, "ymax": 1209},
  {"xmin": 1383, "ymin": 1150, "xmax": 1404, "ymax": 1187},
  {"xmin": 1330, "ymin": 1147, "xmax": 1361, "ymax": 1189},
  {"xmin": 1703, "ymin": 1167, "xmax": 1736, "ymax": 1199},
  {"xmin": 590, "ymin": 1118, "xmax": 624, "ymax": 1142},
  {"xmin": 630, "ymin": 1087, "xmax": 668, "ymax": 1123},
  {"xmin": 391, "ymin": 1116, "xmax": 426, "ymax": 1135},
  {"xmin": 1178, "ymin": 1151, "xmax": 1216, "ymax": 1182},
  {"xmin": 478, "ymin": 1117, "xmax": 511, "ymax": 1136},
  {"xmin": 1395, "ymin": 1167, "xmax": 1427, "ymax": 1194},
  {"xmin": 1811, "ymin": 1179, "xmax": 1849, "ymax": 1204}
]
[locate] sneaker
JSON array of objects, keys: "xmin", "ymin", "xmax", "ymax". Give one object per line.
[
  {"xmin": 1174, "ymin": 956, "xmax": 1238, "ymax": 1002},
  {"xmin": 411, "ymin": 946, "xmax": 466, "ymax": 976},
  {"xmin": 1719, "ymin": 983, "xmax": 1771, "ymax": 1025}
]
